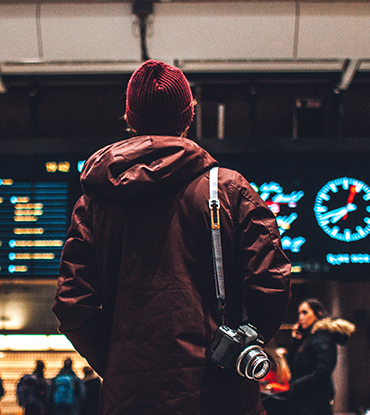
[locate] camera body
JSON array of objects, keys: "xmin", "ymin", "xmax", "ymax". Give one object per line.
[{"xmin": 206, "ymin": 323, "xmax": 271, "ymax": 380}]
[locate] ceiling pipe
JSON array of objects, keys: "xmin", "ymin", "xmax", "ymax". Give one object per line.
[
  {"xmin": 334, "ymin": 59, "xmax": 361, "ymax": 93},
  {"xmin": 132, "ymin": 0, "xmax": 155, "ymax": 61}
]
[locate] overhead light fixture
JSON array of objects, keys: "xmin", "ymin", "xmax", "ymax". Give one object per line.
[
  {"xmin": 0, "ymin": 60, "xmax": 142, "ymax": 75},
  {"xmin": 0, "ymin": 334, "xmax": 75, "ymax": 351},
  {"xmin": 175, "ymin": 59, "xmax": 344, "ymax": 74}
]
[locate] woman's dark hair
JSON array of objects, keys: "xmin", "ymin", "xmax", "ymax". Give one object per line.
[{"xmin": 301, "ymin": 298, "xmax": 326, "ymax": 319}]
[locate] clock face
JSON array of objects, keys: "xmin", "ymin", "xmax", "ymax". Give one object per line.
[{"xmin": 314, "ymin": 177, "xmax": 370, "ymax": 242}]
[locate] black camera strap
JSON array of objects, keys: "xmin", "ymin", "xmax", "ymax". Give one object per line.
[{"xmin": 209, "ymin": 167, "xmax": 226, "ymax": 322}]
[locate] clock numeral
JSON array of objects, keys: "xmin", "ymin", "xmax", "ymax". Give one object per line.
[
  {"xmin": 319, "ymin": 219, "xmax": 330, "ymax": 226},
  {"xmin": 330, "ymin": 227, "xmax": 339, "ymax": 237},
  {"xmin": 344, "ymin": 229, "xmax": 351, "ymax": 241},
  {"xmin": 356, "ymin": 226, "xmax": 366, "ymax": 237},
  {"xmin": 321, "ymin": 193, "xmax": 330, "ymax": 202}
]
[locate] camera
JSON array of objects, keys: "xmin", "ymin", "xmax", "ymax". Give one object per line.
[{"xmin": 206, "ymin": 323, "xmax": 271, "ymax": 380}]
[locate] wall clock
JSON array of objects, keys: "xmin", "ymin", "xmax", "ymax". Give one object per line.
[{"xmin": 314, "ymin": 177, "xmax": 370, "ymax": 242}]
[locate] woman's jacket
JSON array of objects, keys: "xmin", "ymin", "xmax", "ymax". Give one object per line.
[
  {"xmin": 289, "ymin": 318, "xmax": 355, "ymax": 415},
  {"xmin": 53, "ymin": 135, "xmax": 291, "ymax": 415}
]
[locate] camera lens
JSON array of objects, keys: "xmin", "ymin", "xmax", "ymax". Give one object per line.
[{"xmin": 236, "ymin": 345, "xmax": 271, "ymax": 380}]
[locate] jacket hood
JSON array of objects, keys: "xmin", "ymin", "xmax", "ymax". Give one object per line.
[
  {"xmin": 312, "ymin": 317, "xmax": 355, "ymax": 345},
  {"xmin": 81, "ymin": 135, "xmax": 218, "ymax": 198}
]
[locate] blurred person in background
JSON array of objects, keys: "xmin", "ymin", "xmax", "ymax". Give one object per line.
[
  {"xmin": 81, "ymin": 367, "xmax": 101, "ymax": 415},
  {"xmin": 50, "ymin": 358, "xmax": 84, "ymax": 415},
  {"xmin": 16, "ymin": 360, "xmax": 49, "ymax": 415},
  {"xmin": 0, "ymin": 372, "xmax": 5, "ymax": 414},
  {"xmin": 260, "ymin": 342, "xmax": 291, "ymax": 415},
  {"xmin": 288, "ymin": 298, "xmax": 355, "ymax": 415}
]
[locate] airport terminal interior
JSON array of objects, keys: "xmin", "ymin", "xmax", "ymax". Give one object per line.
[{"xmin": 1, "ymin": 0, "xmax": 370, "ymax": 414}]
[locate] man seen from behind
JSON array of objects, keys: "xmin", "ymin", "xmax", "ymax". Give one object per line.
[{"xmin": 53, "ymin": 60, "xmax": 291, "ymax": 415}]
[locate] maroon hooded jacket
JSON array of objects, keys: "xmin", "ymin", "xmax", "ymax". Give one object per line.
[{"xmin": 53, "ymin": 135, "xmax": 291, "ymax": 415}]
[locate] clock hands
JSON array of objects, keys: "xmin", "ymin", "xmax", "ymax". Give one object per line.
[
  {"xmin": 320, "ymin": 185, "xmax": 358, "ymax": 224},
  {"xmin": 343, "ymin": 185, "xmax": 357, "ymax": 220},
  {"xmin": 320, "ymin": 203, "xmax": 357, "ymax": 224},
  {"xmin": 332, "ymin": 204, "xmax": 357, "ymax": 223}
]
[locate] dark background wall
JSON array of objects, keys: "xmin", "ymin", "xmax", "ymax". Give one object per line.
[{"xmin": 1, "ymin": 71, "xmax": 370, "ymax": 144}]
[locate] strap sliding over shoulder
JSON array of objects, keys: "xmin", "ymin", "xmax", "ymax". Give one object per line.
[{"xmin": 209, "ymin": 167, "xmax": 226, "ymax": 319}]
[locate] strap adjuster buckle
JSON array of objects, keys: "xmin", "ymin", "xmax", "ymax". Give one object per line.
[{"xmin": 209, "ymin": 200, "xmax": 220, "ymax": 230}]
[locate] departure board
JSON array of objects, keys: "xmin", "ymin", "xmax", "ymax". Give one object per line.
[
  {"xmin": 0, "ymin": 180, "xmax": 68, "ymax": 277},
  {"xmin": 218, "ymin": 152, "xmax": 370, "ymax": 280}
]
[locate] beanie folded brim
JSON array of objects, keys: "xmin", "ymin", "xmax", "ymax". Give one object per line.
[{"xmin": 126, "ymin": 100, "xmax": 194, "ymax": 135}]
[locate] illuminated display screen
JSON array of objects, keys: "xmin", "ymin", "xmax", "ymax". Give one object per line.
[
  {"xmin": 0, "ymin": 152, "xmax": 369, "ymax": 280},
  {"xmin": 0, "ymin": 181, "xmax": 68, "ymax": 276},
  {"xmin": 218, "ymin": 153, "xmax": 370, "ymax": 279},
  {"xmin": 0, "ymin": 156, "xmax": 82, "ymax": 279}
]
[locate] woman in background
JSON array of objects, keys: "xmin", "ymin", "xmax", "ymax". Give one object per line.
[{"xmin": 288, "ymin": 298, "xmax": 355, "ymax": 415}]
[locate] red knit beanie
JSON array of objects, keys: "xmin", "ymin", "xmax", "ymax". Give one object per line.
[{"xmin": 125, "ymin": 60, "xmax": 194, "ymax": 135}]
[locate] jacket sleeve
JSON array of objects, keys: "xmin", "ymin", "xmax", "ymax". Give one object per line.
[
  {"xmin": 52, "ymin": 195, "xmax": 106, "ymax": 377},
  {"xmin": 232, "ymin": 173, "xmax": 291, "ymax": 343}
]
